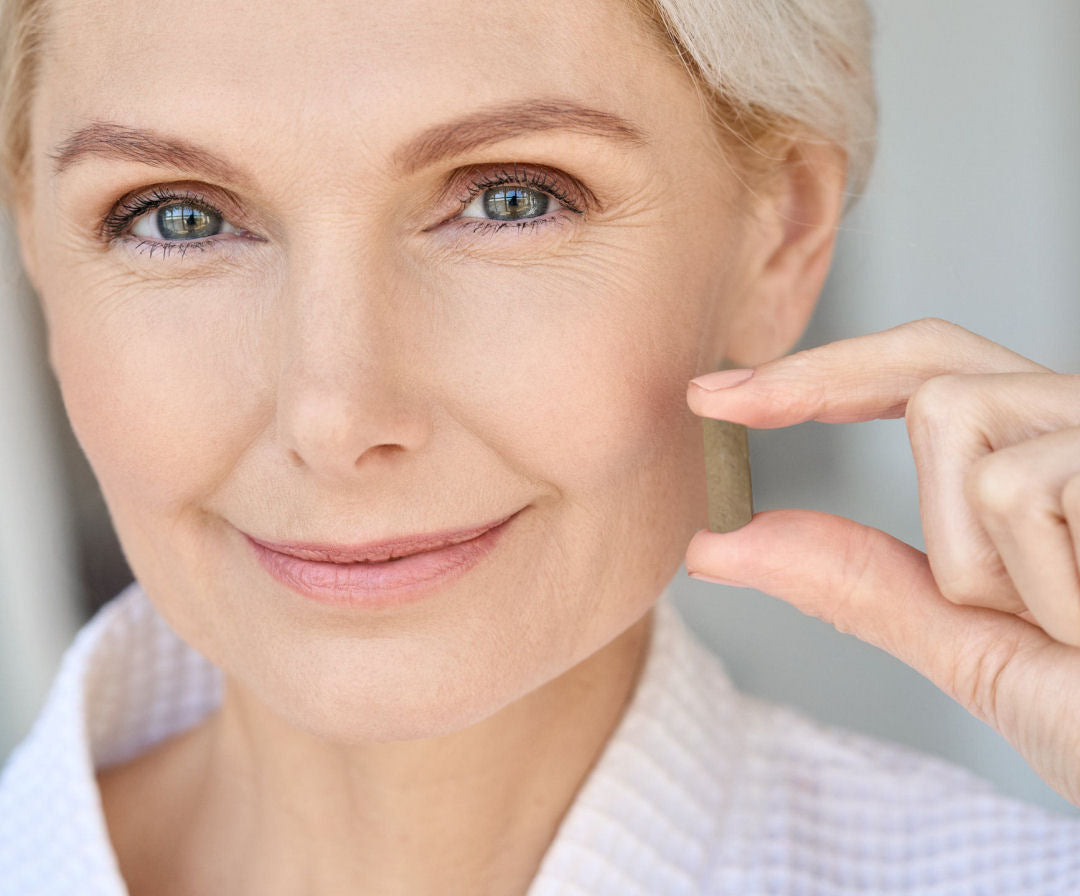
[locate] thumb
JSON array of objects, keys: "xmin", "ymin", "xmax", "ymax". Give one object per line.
[{"xmin": 684, "ymin": 510, "xmax": 1050, "ymax": 724}]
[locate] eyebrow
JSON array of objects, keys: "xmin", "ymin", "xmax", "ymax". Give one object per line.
[
  {"xmin": 49, "ymin": 99, "xmax": 647, "ymax": 183},
  {"xmin": 391, "ymin": 99, "xmax": 647, "ymax": 175},
  {"xmin": 49, "ymin": 120, "xmax": 249, "ymax": 185}
]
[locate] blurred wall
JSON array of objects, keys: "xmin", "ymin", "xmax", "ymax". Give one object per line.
[
  {"xmin": 0, "ymin": 215, "xmax": 81, "ymax": 752},
  {"xmin": 2, "ymin": 1, "xmax": 1079, "ymax": 815}
]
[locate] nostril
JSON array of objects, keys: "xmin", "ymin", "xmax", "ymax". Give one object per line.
[
  {"xmin": 354, "ymin": 442, "xmax": 406, "ymax": 466},
  {"xmin": 274, "ymin": 378, "xmax": 432, "ymax": 479}
]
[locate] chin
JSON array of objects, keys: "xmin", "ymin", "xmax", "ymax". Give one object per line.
[{"xmin": 238, "ymin": 630, "xmax": 543, "ymax": 745}]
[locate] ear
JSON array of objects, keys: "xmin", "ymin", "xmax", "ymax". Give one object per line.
[{"xmin": 719, "ymin": 141, "xmax": 848, "ymax": 367}]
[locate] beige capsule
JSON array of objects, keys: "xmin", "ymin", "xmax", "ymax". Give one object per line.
[{"xmin": 700, "ymin": 362, "xmax": 753, "ymax": 533}]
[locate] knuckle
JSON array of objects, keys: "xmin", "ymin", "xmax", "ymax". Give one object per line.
[
  {"xmin": 930, "ymin": 539, "xmax": 1020, "ymax": 610},
  {"xmin": 967, "ymin": 450, "xmax": 1029, "ymax": 520},
  {"xmin": 934, "ymin": 562, "xmax": 993, "ymax": 606},
  {"xmin": 826, "ymin": 528, "xmax": 878, "ymax": 636},
  {"xmin": 946, "ymin": 629, "xmax": 1025, "ymax": 727},
  {"xmin": 905, "ymin": 373, "xmax": 972, "ymax": 440},
  {"xmin": 903, "ymin": 316, "xmax": 967, "ymax": 345}
]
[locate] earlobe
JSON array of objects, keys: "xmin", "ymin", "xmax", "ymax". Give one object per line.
[{"xmin": 721, "ymin": 142, "xmax": 848, "ymax": 367}]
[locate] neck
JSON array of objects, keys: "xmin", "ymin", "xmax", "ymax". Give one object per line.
[{"xmin": 108, "ymin": 608, "xmax": 653, "ymax": 896}]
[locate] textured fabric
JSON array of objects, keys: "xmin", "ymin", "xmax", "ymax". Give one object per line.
[{"xmin": 3, "ymin": 582, "xmax": 1080, "ymax": 894}]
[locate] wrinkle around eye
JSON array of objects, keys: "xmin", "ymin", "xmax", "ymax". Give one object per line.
[
  {"xmin": 417, "ymin": 188, "xmax": 668, "ymax": 270},
  {"xmin": 97, "ymin": 235, "xmax": 278, "ymax": 285},
  {"xmin": 419, "ymin": 218, "xmax": 581, "ymax": 267}
]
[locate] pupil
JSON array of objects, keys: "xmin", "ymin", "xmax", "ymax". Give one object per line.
[
  {"xmin": 158, "ymin": 204, "xmax": 219, "ymax": 240},
  {"xmin": 482, "ymin": 187, "xmax": 548, "ymax": 221}
]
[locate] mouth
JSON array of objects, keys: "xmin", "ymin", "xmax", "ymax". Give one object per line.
[
  {"xmin": 246, "ymin": 510, "xmax": 518, "ymax": 563},
  {"xmin": 243, "ymin": 509, "xmax": 522, "ymax": 607}
]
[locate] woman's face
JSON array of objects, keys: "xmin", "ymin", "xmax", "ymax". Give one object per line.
[{"xmin": 20, "ymin": 0, "xmax": 774, "ymax": 740}]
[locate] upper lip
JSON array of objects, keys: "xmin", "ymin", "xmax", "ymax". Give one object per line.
[{"xmin": 245, "ymin": 510, "xmax": 518, "ymax": 564}]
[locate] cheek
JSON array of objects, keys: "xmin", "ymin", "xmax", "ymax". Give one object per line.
[
  {"xmin": 45, "ymin": 270, "xmax": 264, "ymax": 515},
  {"xmin": 435, "ymin": 238, "xmax": 717, "ymax": 492}
]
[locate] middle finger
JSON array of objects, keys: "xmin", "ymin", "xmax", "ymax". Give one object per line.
[
  {"xmin": 905, "ymin": 371, "xmax": 1080, "ymax": 613},
  {"xmin": 969, "ymin": 425, "xmax": 1080, "ymax": 645}
]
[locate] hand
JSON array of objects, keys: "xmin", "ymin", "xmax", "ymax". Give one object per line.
[{"xmin": 684, "ymin": 318, "xmax": 1080, "ymax": 806}]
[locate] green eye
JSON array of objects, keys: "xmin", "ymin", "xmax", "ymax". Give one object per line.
[{"xmin": 156, "ymin": 203, "xmax": 222, "ymax": 240}]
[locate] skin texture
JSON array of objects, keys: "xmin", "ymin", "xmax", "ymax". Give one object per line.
[{"xmin": 14, "ymin": 0, "xmax": 842, "ymax": 893}]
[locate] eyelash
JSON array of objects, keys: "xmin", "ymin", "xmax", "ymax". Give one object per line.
[
  {"xmin": 451, "ymin": 164, "xmax": 583, "ymax": 234},
  {"xmin": 100, "ymin": 166, "xmax": 585, "ymax": 260}
]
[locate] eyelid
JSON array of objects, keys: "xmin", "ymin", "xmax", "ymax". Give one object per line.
[{"xmin": 99, "ymin": 180, "xmax": 254, "ymax": 242}]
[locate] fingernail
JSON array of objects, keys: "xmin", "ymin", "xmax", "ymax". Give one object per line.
[
  {"xmin": 688, "ymin": 571, "xmax": 746, "ymax": 587},
  {"xmin": 690, "ymin": 368, "xmax": 754, "ymax": 392}
]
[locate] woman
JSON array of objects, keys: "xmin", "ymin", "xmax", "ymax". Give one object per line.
[{"xmin": 1, "ymin": 0, "xmax": 1079, "ymax": 893}]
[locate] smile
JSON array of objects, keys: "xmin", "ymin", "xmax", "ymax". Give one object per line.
[{"xmin": 244, "ymin": 509, "xmax": 521, "ymax": 608}]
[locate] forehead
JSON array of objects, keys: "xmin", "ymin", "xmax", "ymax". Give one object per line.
[{"xmin": 36, "ymin": 0, "xmax": 687, "ymax": 168}]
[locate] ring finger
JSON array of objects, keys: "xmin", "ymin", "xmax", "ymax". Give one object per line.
[
  {"xmin": 968, "ymin": 425, "xmax": 1080, "ymax": 645},
  {"xmin": 905, "ymin": 372, "xmax": 1080, "ymax": 614}
]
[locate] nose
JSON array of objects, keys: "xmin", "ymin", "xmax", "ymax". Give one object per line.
[{"xmin": 273, "ymin": 254, "xmax": 433, "ymax": 482}]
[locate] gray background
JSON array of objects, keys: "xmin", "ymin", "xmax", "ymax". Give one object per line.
[{"xmin": 2, "ymin": 1, "xmax": 1079, "ymax": 815}]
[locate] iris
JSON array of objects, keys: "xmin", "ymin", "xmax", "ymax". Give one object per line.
[
  {"xmin": 482, "ymin": 187, "xmax": 548, "ymax": 221},
  {"xmin": 157, "ymin": 204, "xmax": 221, "ymax": 240}
]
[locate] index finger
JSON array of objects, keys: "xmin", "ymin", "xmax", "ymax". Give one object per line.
[{"xmin": 688, "ymin": 318, "xmax": 1049, "ymax": 428}]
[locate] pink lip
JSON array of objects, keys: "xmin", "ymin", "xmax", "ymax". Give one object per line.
[{"xmin": 245, "ymin": 510, "xmax": 520, "ymax": 608}]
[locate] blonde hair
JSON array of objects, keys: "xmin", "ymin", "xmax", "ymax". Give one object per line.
[
  {"xmin": 0, "ymin": 0, "xmax": 47, "ymax": 206},
  {"xmin": 632, "ymin": 0, "xmax": 876, "ymax": 198},
  {"xmin": 0, "ymin": 0, "xmax": 875, "ymax": 206}
]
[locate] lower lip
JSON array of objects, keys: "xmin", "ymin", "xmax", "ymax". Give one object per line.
[{"xmin": 246, "ymin": 512, "xmax": 517, "ymax": 609}]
